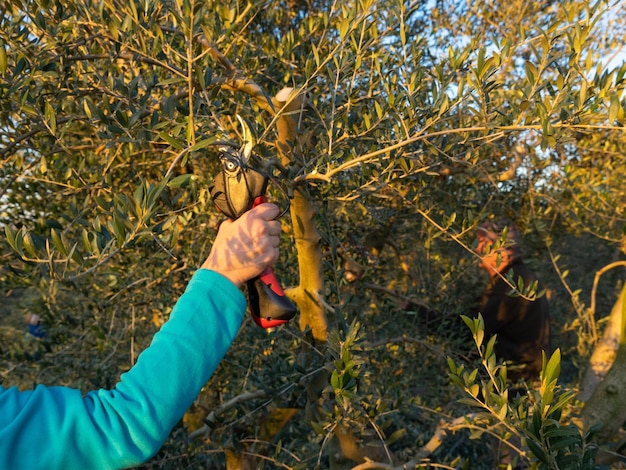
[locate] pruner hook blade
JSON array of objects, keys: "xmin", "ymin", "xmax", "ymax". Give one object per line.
[{"xmin": 236, "ymin": 114, "xmax": 255, "ymax": 164}]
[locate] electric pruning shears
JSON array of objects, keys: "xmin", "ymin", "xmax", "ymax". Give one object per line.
[{"xmin": 208, "ymin": 117, "xmax": 297, "ymax": 329}]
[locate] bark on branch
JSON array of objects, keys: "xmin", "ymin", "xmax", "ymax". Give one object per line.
[{"xmin": 581, "ymin": 285, "xmax": 626, "ymax": 447}]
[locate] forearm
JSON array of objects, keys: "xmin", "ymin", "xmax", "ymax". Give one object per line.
[{"xmin": 0, "ymin": 269, "xmax": 246, "ymax": 470}]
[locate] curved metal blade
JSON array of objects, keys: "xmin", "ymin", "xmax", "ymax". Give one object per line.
[{"xmin": 236, "ymin": 114, "xmax": 255, "ymax": 164}]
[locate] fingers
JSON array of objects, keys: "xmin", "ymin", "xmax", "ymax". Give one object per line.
[
  {"xmin": 250, "ymin": 202, "xmax": 280, "ymax": 221},
  {"xmin": 243, "ymin": 203, "xmax": 282, "ymax": 238},
  {"xmin": 201, "ymin": 203, "xmax": 285, "ymax": 287}
]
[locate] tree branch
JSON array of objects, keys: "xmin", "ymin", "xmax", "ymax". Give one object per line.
[
  {"xmin": 294, "ymin": 123, "xmax": 626, "ymax": 183},
  {"xmin": 590, "ymin": 261, "xmax": 626, "ymax": 323},
  {"xmin": 188, "ymin": 389, "xmax": 269, "ymax": 439},
  {"xmin": 197, "ymin": 36, "xmax": 276, "ymax": 115}
]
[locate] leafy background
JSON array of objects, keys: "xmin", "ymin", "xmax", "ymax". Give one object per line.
[{"xmin": 1, "ymin": 0, "xmax": 625, "ymax": 468}]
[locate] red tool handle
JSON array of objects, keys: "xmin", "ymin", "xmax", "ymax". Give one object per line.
[{"xmin": 248, "ymin": 196, "xmax": 297, "ymax": 328}]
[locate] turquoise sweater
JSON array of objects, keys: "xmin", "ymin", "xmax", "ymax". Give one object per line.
[{"xmin": 0, "ymin": 269, "xmax": 246, "ymax": 469}]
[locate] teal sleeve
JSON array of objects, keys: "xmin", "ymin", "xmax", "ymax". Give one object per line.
[{"xmin": 0, "ymin": 269, "xmax": 246, "ymax": 470}]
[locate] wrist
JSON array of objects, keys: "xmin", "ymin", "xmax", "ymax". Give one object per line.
[{"xmin": 198, "ymin": 266, "xmax": 242, "ymax": 289}]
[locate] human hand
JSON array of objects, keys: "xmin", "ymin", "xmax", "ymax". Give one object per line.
[{"xmin": 201, "ymin": 203, "xmax": 282, "ymax": 288}]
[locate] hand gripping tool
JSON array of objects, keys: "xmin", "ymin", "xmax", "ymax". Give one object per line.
[{"xmin": 208, "ymin": 117, "xmax": 297, "ymax": 328}]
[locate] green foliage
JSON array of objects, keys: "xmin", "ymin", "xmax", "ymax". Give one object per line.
[
  {"xmin": 1, "ymin": 0, "xmax": 625, "ymax": 467},
  {"xmin": 523, "ymin": 351, "xmax": 600, "ymax": 469},
  {"xmin": 327, "ymin": 320, "xmax": 364, "ymax": 411},
  {"xmin": 449, "ymin": 316, "xmax": 600, "ymax": 469}
]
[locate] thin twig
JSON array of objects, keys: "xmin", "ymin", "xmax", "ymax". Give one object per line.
[
  {"xmin": 188, "ymin": 389, "xmax": 268, "ymax": 439},
  {"xmin": 590, "ymin": 261, "xmax": 626, "ymax": 321}
]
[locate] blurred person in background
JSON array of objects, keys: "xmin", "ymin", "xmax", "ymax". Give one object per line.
[{"xmin": 474, "ymin": 218, "xmax": 551, "ymax": 384}]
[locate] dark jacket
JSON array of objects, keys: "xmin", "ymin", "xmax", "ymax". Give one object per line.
[{"xmin": 476, "ymin": 259, "xmax": 551, "ymax": 381}]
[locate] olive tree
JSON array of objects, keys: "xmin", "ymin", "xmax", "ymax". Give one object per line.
[{"xmin": 1, "ymin": 0, "xmax": 625, "ymax": 468}]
